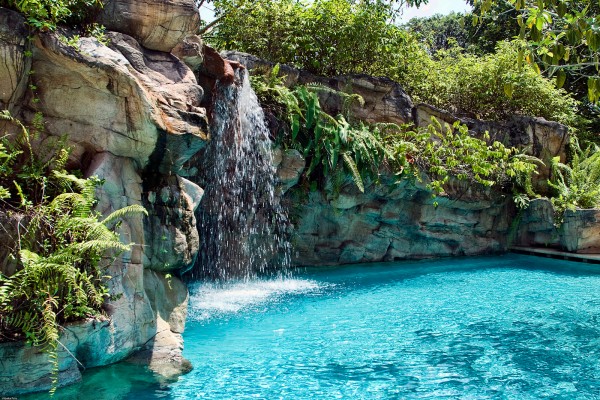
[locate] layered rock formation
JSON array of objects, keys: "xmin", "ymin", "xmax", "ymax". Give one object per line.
[
  {"xmin": 0, "ymin": 1, "xmax": 207, "ymax": 395},
  {"xmin": 286, "ymin": 176, "xmax": 511, "ymax": 266}
]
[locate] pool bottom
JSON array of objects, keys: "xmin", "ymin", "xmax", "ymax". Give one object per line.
[{"xmin": 25, "ymin": 254, "xmax": 600, "ymax": 399}]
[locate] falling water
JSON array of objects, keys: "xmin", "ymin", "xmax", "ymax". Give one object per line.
[{"xmin": 195, "ymin": 69, "xmax": 291, "ymax": 281}]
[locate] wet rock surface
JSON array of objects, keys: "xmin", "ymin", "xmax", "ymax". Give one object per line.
[{"xmin": 288, "ymin": 178, "xmax": 511, "ymax": 266}]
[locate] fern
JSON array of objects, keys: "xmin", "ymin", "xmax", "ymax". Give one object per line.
[
  {"xmin": 343, "ymin": 153, "xmax": 364, "ymax": 193},
  {"xmin": 548, "ymin": 139, "xmax": 600, "ymax": 220},
  {"xmin": 0, "ymin": 112, "xmax": 146, "ymax": 394}
]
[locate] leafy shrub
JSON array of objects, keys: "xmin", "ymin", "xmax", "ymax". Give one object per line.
[
  {"xmin": 251, "ymin": 68, "xmax": 539, "ymax": 198},
  {"xmin": 210, "ymin": 0, "xmax": 425, "ymax": 77},
  {"xmin": 548, "ymin": 139, "xmax": 600, "ymax": 218},
  {"xmin": 0, "ymin": 0, "xmax": 103, "ymax": 30},
  {"xmin": 396, "ymin": 40, "xmax": 579, "ymax": 127},
  {"xmin": 0, "ymin": 111, "xmax": 146, "ymax": 392}
]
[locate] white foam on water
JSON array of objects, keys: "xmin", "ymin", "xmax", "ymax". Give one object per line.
[{"xmin": 188, "ymin": 278, "xmax": 323, "ymax": 321}]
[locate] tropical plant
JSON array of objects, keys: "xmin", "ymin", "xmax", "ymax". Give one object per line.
[
  {"xmin": 395, "ymin": 117, "xmax": 540, "ymax": 197},
  {"xmin": 0, "ymin": 0, "xmax": 103, "ymax": 30},
  {"xmin": 251, "ymin": 69, "xmax": 540, "ymax": 199},
  {"xmin": 0, "ymin": 111, "xmax": 146, "ymax": 393},
  {"xmin": 548, "ymin": 139, "xmax": 600, "ymax": 218},
  {"xmin": 472, "ymin": 0, "xmax": 600, "ymax": 104}
]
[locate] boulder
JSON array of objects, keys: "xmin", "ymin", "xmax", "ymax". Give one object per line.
[
  {"xmin": 172, "ymin": 35, "xmax": 204, "ymax": 71},
  {"xmin": 0, "ymin": 7, "xmax": 30, "ymax": 112},
  {"xmin": 31, "ymin": 31, "xmax": 208, "ymax": 170},
  {"xmin": 560, "ymin": 209, "xmax": 600, "ymax": 253},
  {"xmin": 0, "ymin": 337, "xmax": 82, "ymax": 396},
  {"xmin": 99, "ymin": 0, "xmax": 200, "ymax": 53}
]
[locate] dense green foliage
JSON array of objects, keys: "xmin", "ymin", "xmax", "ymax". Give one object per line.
[
  {"xmin": 210, "ymin": 0, "xmax": 580, "ymax": 130},
  {"xmin": 0, "ymin": 112, "xmax": 145, "ymax": 392},
  {"xmin": 474, "ymin": 0, "xmax": 600, "ymax": 104},
  {"xmin": 401, "ymin": 40, "xmax": 579, "ymax": 125},
  {"xmin": 0, "ymin": 0, "xmax": 103, "ymax": 29},
  {"xmin": 403, "ymin": 2, "xmax": 518, "ymax": 54},
  {"xmin": 210, "ymin": 0, "xmax": 421, "ymax": 76},
  {"xmin": 549, "ymin": 140, "xmax": 600, "ymax": 217},
  {"xmin": 252, "ymin": 68, "xmax": 538, "ymax": 198}
]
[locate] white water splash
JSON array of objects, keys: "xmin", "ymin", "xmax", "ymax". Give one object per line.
[{"xmin": 188, "ymin": 278, "xmax": 322, "ymax": 321}]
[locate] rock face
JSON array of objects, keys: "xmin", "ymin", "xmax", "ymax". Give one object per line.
[
  {"xmin": 560, "ymin": 209, "xmax": 600, "ymax": 253},
  {"xmin": 0, "ymin": 8, "xmax": 30, "ymax": 113},
  {"xmin": 287, "ymin": 177, "xmax": 511, "ymax": 266},
  {"xmin": 31, "ymin": 31, "xmax": 208, "ymax": 170},
  {"xmin": 514, "ymin": 198, "xmax": 559, "ymax": 248},
  {"xmin": 143, "ymin": 175, "xmax": 203, "ymax": 272},
  {"xmin": 0, "ymin": 1, "xmax": 208, "ymax": 395},
  {"xmin": 99, "ymin": 0, "xmax": 200, "ymax": 52},
  {"xmin": 514, "ymin": 199, "xmax": 600, "ymax": 254},
  {"xmin": 223, "ymin": 51, "xmax": 414, "ymax": 124}
]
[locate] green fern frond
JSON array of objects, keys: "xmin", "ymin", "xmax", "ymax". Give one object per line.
[
  {"xmin": 101, "ymin": 204, "xmax": 148, "ymax": 227},
  {"xmin": 343, "ymin": 153, "xmax": 364, "ymax": 193}
]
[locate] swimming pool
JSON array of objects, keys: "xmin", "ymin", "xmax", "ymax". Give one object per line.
[{"xmin": 37, "ymin": 254, "xmax": 600, "ymax": 399}]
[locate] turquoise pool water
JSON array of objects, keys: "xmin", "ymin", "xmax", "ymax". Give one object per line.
[{"xmin": 34, "ymin": 254, "xmax": 600, "ymax": 399}]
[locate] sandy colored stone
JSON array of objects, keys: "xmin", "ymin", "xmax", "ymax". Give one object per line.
[
  {"xmin": 0, "ymin": 8, "xmax": 30, "ymax": 112},
  {"xmin": 99, "ymin": 0, "xmax": 200, "ymax": 53},
  {"xmin": 172, "ymin": 35, "xmax": 204, "ymax": 71},
  {"xmin": 31, "ymin": 32, "xmax": 208, "ymax": 170},
  {"xmin": 276, "ymin": 149, "xmax": 305, "ymax": 193}
]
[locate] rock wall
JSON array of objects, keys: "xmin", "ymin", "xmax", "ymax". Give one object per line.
[
  {"xmin": 0, "ymin": 2, "xmax": 207, "ymax": 395},
  {"xmin": 284, "ymin": 173, "xmax": 512, "ymax": 266},
  {"xmin": 515, "ymin": 198, "xmax": 600, "ymax": 253}
]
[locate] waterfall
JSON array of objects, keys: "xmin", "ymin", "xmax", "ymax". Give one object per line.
[{"xmin": 195, "ymin": 69, "xmax": 291, "ymax": 281}]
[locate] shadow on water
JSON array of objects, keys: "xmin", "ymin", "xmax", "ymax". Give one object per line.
[
  {"xmin": 296, "ymin": 253, "xmax": 600, "ymax": 289},
  {"xmin": 22, "ymin": 363, "xmax": 171, "ymax": 400}
]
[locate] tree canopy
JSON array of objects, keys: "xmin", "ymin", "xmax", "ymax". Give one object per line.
[{"xmin": 473, "ymin": 0, "xmax": 600, "ymax": 103}]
